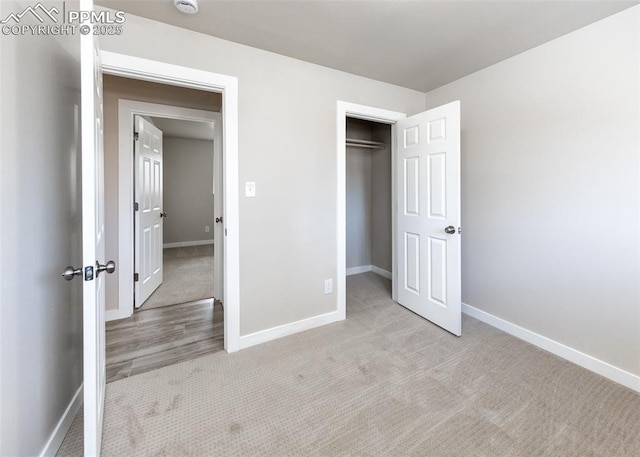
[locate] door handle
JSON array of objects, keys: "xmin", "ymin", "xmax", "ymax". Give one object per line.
[
  {"xmin": 62, "ymin": 266, "xmax": 82, "ymax": 281},
  {"xmin": 96, "ymin": 260, "xmax": 116, "ymax": 277},
  {"xmin": 160, "ymin": 212, "xmax": 167, "ymax": 218},
  {"xmin": 215, "ymin": 217, "xmax": 223, "ymax": 223},
  {"xmin": 444, "ymin": 226, "xmax": 456, "ymax": 234}
]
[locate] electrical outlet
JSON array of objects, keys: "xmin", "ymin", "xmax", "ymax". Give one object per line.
[
  {"xmin": 324, "ymin": 279, "xmax": 333, "ymax": 295},
  {"xmin": 205, "ymin": 226, "xmax": 210, "ymax": 233}
]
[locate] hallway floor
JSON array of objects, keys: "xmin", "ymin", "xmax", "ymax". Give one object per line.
[
  {"xmin": 140, "ymin": 245, "xmax": 215, "ymax": 311},
  {"xmin": 105, "ymin": 298, "xmax": 224, "ymax": 383}
]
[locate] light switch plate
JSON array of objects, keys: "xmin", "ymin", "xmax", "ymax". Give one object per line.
[{"xmin": 245, "ymin": 181, "xmax": 256, "ymax": 198}]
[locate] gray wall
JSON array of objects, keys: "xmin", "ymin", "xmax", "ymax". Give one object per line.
[
  {"xmin": 370, "ymin": 124, "xmax": 392, "ymax": 272},
  {"xmin": 163, "ymin": 138, "xmax": 215, "ymax": 245},
  {"xmin": 103, "ymin": 75, "xmax": 221, "ymax": 311},
  {"xmin": 0, "ymin": 2, "xmax": 83, "ymax": 454},
  {"xmin": 99, "ymin": 10, "xmax": 426, "ymax": 335},
  {"xmin": 423, "ymin": 6, "xmax": 640, "ymax": 375},
  {"xmin": 346, "ymin": 147, "xmax": 372, "ymax": 269},
  {"xmin": 346, "ymin": 119, "xmax": 392, "ymax": 272}
]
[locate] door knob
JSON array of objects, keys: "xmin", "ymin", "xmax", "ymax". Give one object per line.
[
  {"xmin": 215, "ymin": 217, "xmax": 223, "ymax": 223},
  {"xmin": 96, "ymin": 260, "xmax": 116, "ymax": 276},
  {"xmin": 160, "ymin": 212, "xmax": 167, "ymax": 218},
  {"xmin": 62, "ymin": 266, "xmax": 82, "ymax": 281},
  {"xmin": 444, "ymin": 226, "xmax": 456, "ymax": 234}
]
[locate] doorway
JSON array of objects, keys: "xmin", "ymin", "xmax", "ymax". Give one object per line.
[
  {"xmin": 345, "ymin": 117, "xmax": 394, "ymax": 314},
  {"xmin": 99, "ymin": 51, "xmax": 240, "ymax": 354},
  {"xmin": 337, "ymin": 100, "xmax": 463, "ymax": 336},
  {"xmin": 135, "ymin": 116, "xmax": 217, "ymax": 311},
  {"xmin": 102, "ymin": 77, "xmax": 225, "ymax": 382},
  {"xmin": 336, "ymin": 102, "xmax": 406, "ymax": 320}
]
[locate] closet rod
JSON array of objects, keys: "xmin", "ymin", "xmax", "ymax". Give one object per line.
[{"xmin": 346, "ymin": 138, "xmax": 384, "ymax": 149}]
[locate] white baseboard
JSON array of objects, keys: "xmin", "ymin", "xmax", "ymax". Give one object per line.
[
  {"xmin": 370, "ymin": 265, "xmax": 392, "ymax": 280},
  {"xmin": 462, "ymin": 303, "xmax": 640, "ymax": 393},
  {"xmin": 346, "ymin": 265, "xmax": 372, "ymax": 276},
  {"xmin": 346, "ymin": 265, "xmax": 392, "ymax": 280},
  {"xmin": 105, "ymin": 307, "xmax": 132, "ymax": 322},
  {"xmin": 40, "ymin": 383, "xmax": 83, "ymax": 457},
  {"xmin": 163, "ymin": 239, "xmax": 214, "ymax": 249},
  {"xmin": 239, "ymin": 310, "xmax": 342, "ymax": 350}
]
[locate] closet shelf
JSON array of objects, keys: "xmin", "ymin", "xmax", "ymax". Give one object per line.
[{"xmin": 346, "ymin": 138, "xmax": 384, "ymax": 149}]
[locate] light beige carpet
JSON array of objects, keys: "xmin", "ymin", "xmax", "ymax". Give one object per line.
[
  {"xmin": 140, "ymin": 245, "xmax": 214, "ymax": 311},
  {"xmin": 58, "ymin": 273, "xmax": 640, "ymax": 456}
]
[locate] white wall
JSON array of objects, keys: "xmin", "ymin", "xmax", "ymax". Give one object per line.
[
  {"xmin": 99, "ymin": 11, "xmax": 426, "ymax": 335},
  {"xmin": 424, "ymin": 6, "xmax": 640, "ymax": 376},
  {"xmin": 163, "ymin": 137, "xmax": 215, "ymax": 245},
  {"xmin": 0, "ymin": 2, "xmax": 83, "ymax": 454}
]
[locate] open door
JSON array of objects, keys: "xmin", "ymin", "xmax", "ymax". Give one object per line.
[
  {"xmin": 213, "ymin": 117, "xmax": 224, "ymax": 301},
  {"xmin": 396, "ymin": 101, "xmax": 462, "ymax": 336},
  {"xmin": 134, "ymin": 116, "xmax": 164, "ymax": 308},
  {"xmin": 80, "ymin": 0, "xmax": 110, "ymax": 453}
]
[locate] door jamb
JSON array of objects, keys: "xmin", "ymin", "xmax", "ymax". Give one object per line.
[
  {"xmin": 101, "ymin": 51, "xmax": 240, "ymax": 353},
  {"xmin": 336, "ymin": 101, "xmax": 406, "ymax": 320}
]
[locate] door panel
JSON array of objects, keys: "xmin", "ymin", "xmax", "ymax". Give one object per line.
[
  {"xmin": 428, "ymin": 237, "xmax": 447, "ymax": 306},
  {"xmin": 428, "ymin": 153, "xmax": 447, "ymax": 217},
  {"xmin": 405, "ymin": 232, "xmax": 420, "ymax": 293},
  {"xmin": 135, "ymin": 116, "xmax": 164, "ymax": 307},
  {"xmin": 404, "ymin": 156, "xmax": 420, "ymax": 215},
  {"xmin": 396, "ymin": 101, "xmax": 461, "ymax": 336},
  {"xmin": 80, "ymin": 0, "xmax": 106, "ymax": 452}
]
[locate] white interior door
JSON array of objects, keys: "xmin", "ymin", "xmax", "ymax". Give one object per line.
[
  {"xmin": 213, "ymin": 116, "xmax": 224, "ymax": 301},
  {"xmin": 134, "ymin": 116, "xmax": 164, "ymax": 307},
  {"xmin": 396, "ymin": 101, "xmax": 462, "ymax": 336},
  {"xmin": 80, "ymin": 1, "xmax": 107, "ymax": 453}
]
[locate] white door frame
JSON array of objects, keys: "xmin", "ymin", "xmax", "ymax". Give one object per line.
[
  {"xmin": 336, "ymin": 101, "xmax": 406, "ymax": 320},
  {"xmin": 113, "ymin": 101, "xmax": 220, "ymax": 312},
  {"xmin": 101, "ymin": 51, "xmax": 240, "ymax": 352}
]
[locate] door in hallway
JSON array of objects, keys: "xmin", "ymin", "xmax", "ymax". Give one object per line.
[{"xmin": 134, "ymin": 115, "xmax": 164, "ymax": 307}]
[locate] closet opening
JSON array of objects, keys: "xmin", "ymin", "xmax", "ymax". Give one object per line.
[{"xmin": 345, "ymin": 117, "xmax": 394, "ymax": 316}]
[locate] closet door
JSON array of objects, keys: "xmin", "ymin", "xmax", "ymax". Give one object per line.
[{"xmin": 396, "ymin": 101, "xmax": 461, "ymax": 336}]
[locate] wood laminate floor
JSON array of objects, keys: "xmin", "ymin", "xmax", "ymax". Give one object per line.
[{"xmin": 105, "ymin": 298, "xmax": 224, "ymax": 383}]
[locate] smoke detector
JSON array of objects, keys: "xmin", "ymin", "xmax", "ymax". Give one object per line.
[{"xmin": 174, "ymin": 0, "xmax": 198, "ymax": 15}]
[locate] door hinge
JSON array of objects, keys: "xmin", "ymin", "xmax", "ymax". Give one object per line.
[
  {"xmin": 134, "ymin": 202, "xmax": 139, "ymax": 211},
  {"xmin": 134, "ymin": 131, "xmax": 139, "ymax": 141},
  {"xmin": 134, "ymin": 273, "xmax": 139, "ymax": 282}
]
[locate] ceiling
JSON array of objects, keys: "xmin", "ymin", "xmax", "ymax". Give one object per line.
[
  {"xmin": 97, "ymin": 0, "xmax": 638, "ymax": 92},
  {"xmin": 150, "ymin": 117, "xmax": 215, "ymax": 141}
]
